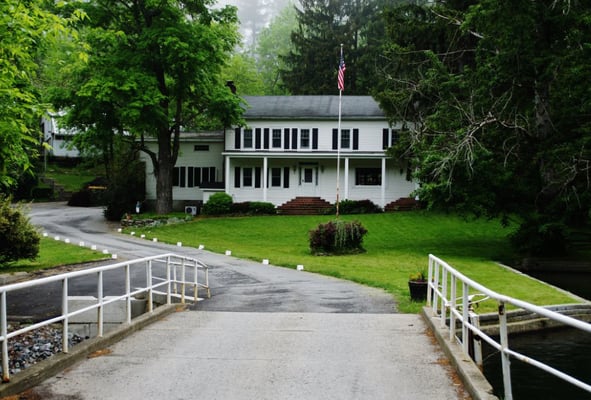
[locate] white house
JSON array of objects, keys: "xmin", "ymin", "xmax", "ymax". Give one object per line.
[
  {"xmin": 40, "ymin": 113, "xmax": 81, "ymax": 159},
  {"xmin": 142, "ymin": 96, "xmax": 417, "ymax": 213}
]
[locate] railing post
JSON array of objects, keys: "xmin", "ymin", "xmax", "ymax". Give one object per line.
[
  {"xmin": 193, "ymin": 260, "xmax": 199, "ymax": 303},
  {"xmin": 62, "ymin": 277, "xmax": 69, "ymax": 353},
  {"xmin": 449, "ymin": 275, "xmax": 457, "ymax": 342},
  {"xmin": 147, "ymin": 260, "xmax": 154, "ymax": 312},
  {"xmin": 462, "ymin": 282, "xmax": 470, "ymax": 355},
  {"xmin": 432, "ymin": 259, "xmax": 440, "ymax": 314},
  {"xmin": 97, "ymin": 270, "xmax": 104, "ymax": 337},
  {"xmin": 440, "ymin": 268, "xmax": 447, "ymax": 328},
  {"xmin": 165, "ymin": 257, "xmax": 171, "ymax": 305},
  {"xmin": 180, "ymin": 257, "xmax": 186, "ymax": 304},
  {"xmin": 1, "ymin": 291, "xmax": 9, "ymax": 382},
  {"xmin": 498, "ymin": 301, "xmax": 513, "ymax": 400},
  {"xmin": 471, "ymin": 313, "xmax": 483, "ymax": 368},
  {"xmin": 125, "ymin": 264, "xmax": 131, "ymax": 324},
  {"xmin": 427, "ymin": 256, "xmax": 433, "ymax": 307}
]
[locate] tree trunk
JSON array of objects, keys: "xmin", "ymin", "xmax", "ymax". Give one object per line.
[{"xmin": 155, "ymin": 130, "xmax": 174, "ymax": 214}]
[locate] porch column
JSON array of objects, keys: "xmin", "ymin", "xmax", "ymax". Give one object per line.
[
  {"xmin": 263, "ymin": 156, "xmax": 268, "ymax": 202},
  {"xmin": 225, "ymin": 156, "xmax": 231, "ymax": 193},
  {"xmin": 381, "ymin": 157, "xmax": 386, "ymax": 208},
  {"xmin": 344, "ymin": 157, "xmax": 350, "ymax": 200}
]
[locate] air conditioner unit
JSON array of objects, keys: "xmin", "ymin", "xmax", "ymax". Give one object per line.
[{"xmin": 185, "ymin": 206, "xmax": 198, "ymax": 216}]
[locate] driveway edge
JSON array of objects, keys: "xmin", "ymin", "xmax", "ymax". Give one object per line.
[{"xmin": 421, "ymin": 306, "xmax": 498, "ymax": 400}]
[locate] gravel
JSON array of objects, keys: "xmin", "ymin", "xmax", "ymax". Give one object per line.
[{"xmin": 1, "ymin": 324, "xmax": 85, "ymax": 377}]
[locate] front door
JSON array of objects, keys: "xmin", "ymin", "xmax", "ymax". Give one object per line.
[{"xmin": 299, "ymin": 163, "xmax": 318, "ymax": 195}]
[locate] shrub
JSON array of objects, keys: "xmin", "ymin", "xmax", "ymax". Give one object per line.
[
  {"xmin": 0, "ymin": 197, "xmax": 40, "ymax": 265},
  {"xmin": 202, "ymin": 192, "xmax": 233, "ymax": 215},
  {"xmin": 333, "ymin": 199, "xmax": 382, "ymax": 215},
  {"xmin": 247, "ymin": 201, "xmax": 276, "ymax": 215},
  {"xmin": 309, "ymin": 219, "xmax": 368, "ymax": 255}
]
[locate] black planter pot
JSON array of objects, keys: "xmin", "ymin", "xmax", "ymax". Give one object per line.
[{"xmin": 408, "ymin": 280, "xmax": 428, "ymax": 301}]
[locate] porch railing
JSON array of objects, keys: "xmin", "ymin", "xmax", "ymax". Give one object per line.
[
  {"xmin": 1, "ymin": 253, "xmax": 209, "ymax": 383},
  {"xmin": 427, "ymin": 254, "xmax": 591, "ymax": 400}
]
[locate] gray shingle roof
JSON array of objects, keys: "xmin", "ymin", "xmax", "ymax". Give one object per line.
[{"xmin": 242, "ymin": 96, "xmax": 385, "ymax": 120}]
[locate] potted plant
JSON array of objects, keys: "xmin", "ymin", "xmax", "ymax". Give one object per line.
[{"xmin": 408, "ymin": 270, "xmax": 428, "ymax": 301}]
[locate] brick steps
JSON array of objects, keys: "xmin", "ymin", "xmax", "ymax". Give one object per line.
[
  {"xmin": 384, "ymin": 197, "xmax": 421, "ymax": 212},
  {"xmin": 278, "ymin": 197, "xmax": 333, "ymax": 215}
]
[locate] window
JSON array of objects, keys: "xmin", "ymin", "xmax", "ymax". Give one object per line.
[
  {"xmin": 244, "ymin": 129, "xmax": 253, "ymax": 148},
  {"xmin": 391, "ymin": 130, "xmax": 400, "ymax": 146},
  {"xmin": 341, "ymin": 129, "xmax": 351, "ymax": 149},
  {"xmin": 300, "ymin": 129, "xmax": 310, "ymax": 149},
  {"xmin": 356, "ymin": 168, "xmax": 381, "ymax": 186},
  {"xmin": 271, "ymin": 168, "xmax": 282, "ymax": 187},
  {"xmin": 243, "ymin": 167, "xmax": 253, "ymax": 187},
  {"xmin": 272, "ymin": 129, "xmax": 282, "ymax": 148},
  {"xmin": 194, "ymin": 145, "xmax": 209, "ymax": 151}
]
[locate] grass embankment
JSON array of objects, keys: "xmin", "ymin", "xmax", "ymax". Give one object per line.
[
  {"xmin": 42, "ymin": 163, "xmax": 101, "ymax": 192},
  {"xmin": 125, "ymin": 211, "xmax": 582, "ymax": 313},
  {"xmin": 1, "ymin": 236, "xmax": 108, "ymax": 274}
]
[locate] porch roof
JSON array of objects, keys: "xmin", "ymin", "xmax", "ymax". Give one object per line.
[{"xmin": 242, "ymin": 96, "xmax": 385, "ymax": 120}]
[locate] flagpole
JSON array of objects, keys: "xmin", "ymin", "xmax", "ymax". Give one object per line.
[{"xmin": 336, "ymin": 44, "xmax": 344, "ymax": 218}]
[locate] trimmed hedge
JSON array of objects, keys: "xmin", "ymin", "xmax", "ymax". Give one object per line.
[{"xmin": 332, "ymin": 199, "xmax": 382, "ymax": 215}]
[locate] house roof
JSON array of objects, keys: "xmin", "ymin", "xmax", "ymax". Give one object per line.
[{"xmin": 242, "ymin": 96, "xmax": 385, "ymax": 120}]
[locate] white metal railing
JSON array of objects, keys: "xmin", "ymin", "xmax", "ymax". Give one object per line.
[
  {"xmin": 427, "ymin": 254, "xmax": 591, "ymax": 400},
  {"xmin": 0, "ymin": 253, "xmax": 209, "ymax": 383}
]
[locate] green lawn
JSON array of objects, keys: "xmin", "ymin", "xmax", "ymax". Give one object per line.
[
  {"xmin": 1, "ymin": 236, "xmax": 108, "ymax": 273},
  {"xmin": 125, "ymin": 211, "xmax": 582, "ymax": 313},
  {"xmin": 42, "ymin": 163, "xmax": 102, "ymax": 192}
]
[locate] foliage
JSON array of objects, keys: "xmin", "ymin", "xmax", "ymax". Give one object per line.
[
  {"xmin": 255, "ymin": 3, "xmax": 297, "ymax": 94},
  {"xmin": 335, "ymin": 199, "xmax": 382, "ymax": 214},
  {"xmin": 0, "ymin": 0, "xmax": 78, "ymax": 191},
  {"xmin": 202, "ymin": 193, "xmax": 233, "ymax": 216},
  {"xmin": 46, "ymin": 0, "xmax": 244, "ymax": 214},
  {"xmin": 222, "ymin": 54, "xmax": 265, "ymax": 95},
  {"xmin": 374, "ymin": 1, "xmax": 591, "ymax": 256},
  {"xmin": 231, "ymin": 201, "xmax": 276, "ymax": 215},
  {"xmin": 309, "ymin": 219, "xmax": 367, "ymax": 255},
  {"xmin": 103, "ymin": 155, "xmax": 145, "ymax": 221},
  {"xmin": 0, "ymin": 197, "xmax": 40, "ymax": 265},
  {"xmin": 408, "ymin": 270, "xmax": 426, "ymax": 282},
  {"xmin": 280, "ymin": 0, "xmax": 394, "ymax": 95}
]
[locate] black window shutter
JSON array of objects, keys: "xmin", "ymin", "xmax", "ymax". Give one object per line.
[
  {"xmin": 179, "ymin": 167, "xmax": 186, "ymax": 188},
  {"xmin": 332, "ymin": 129, "xmax": 338, "ymax": 150},
  {"xmin": 353, "ymin": 129, "xmax": 359, "ymax": 150},
  {"xmin": 235, "ymin": 128, "xmax": 241, "ymax": 149},
  {"xmin": 255, "ymin": 167, "xmax": 261, "ymax": 188},
  {"xmin": 188, "ymin": 167, "xmax": 194, "ymax": 187},
  {"xmin": 284, "ymin": 128, "xmax": 290, "ymax": 150},
  {"xmin": 312, "ymin": 128, "xmax": 318, "ymax": 149},
  {"xmin": 173, "ymin": 167, "xmax": 180, "ymax": 186},
  {"xmin": 264, "ymin": 128, "xmax": 270, "ymax": 149},
  {"xmin": 283, "ymin": 167, "xmax": 290, "ymax": 188},
  {"xmin": 234, "ymin": 167, "xmax": 241, "ymax": 188},
  {"xmin": 382, "ymin": 128, "xmax": 389, "ymax": 149},
  {"xmin": 255, "ymin": 128, "xmax": 262, "ymax": 149},
  {"xmin": 291, "ymin": 128, "xmax": 298, "ymax": 149}
]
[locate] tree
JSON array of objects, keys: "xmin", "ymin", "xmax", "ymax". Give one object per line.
[
  {"xmin": 255, "ymin": 3, "xmax": 297, "ymax": 94},
  {"xmin": 0, "ymin": 0, "xmax": 73, "ymax": 192},
  {"xmin": 280, "ymin": 0, "xmax": 398, "ymax": 95},
  {"xmin": 374, "ymin": 1, "xmax": 591, "ymax": 256},
  {"xmin": 222, "ymin": 54, "xmax": 265, "ymax": 95},
  {"xmin": 49, "ymin": 0, "xmax": 244, "ymax": 214}
]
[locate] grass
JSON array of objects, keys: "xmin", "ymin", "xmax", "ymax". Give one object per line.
[
  {"xmin": 0, "ymin": 236, "xmax": 108, "ymax": 274},
  {"xmin": 125, "ymin": 211, "xmax": 582, "ymax": 313},
  {"xmin": 42, "ymin": 163, "xmax": 102, "ymax": 192}
]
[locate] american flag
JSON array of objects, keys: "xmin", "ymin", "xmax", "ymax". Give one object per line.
[{"xmin": 338, "ymin": 49, "xmax": 346, "ymax": 91}]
